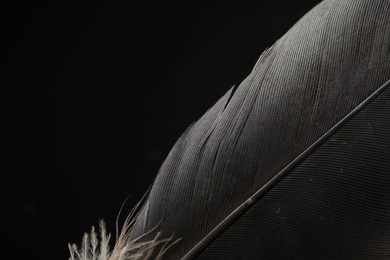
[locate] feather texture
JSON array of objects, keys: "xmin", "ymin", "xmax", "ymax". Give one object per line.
[
  {"xmin": 68, "ymin": 198, "xmax": 181, "ymax": 260},
  {"xmin": 68, "ymin": 219, "xmax": 180, "ymax": 260},
  {"xmin": 127, "ymin": 0, "xmax": 390, "ymax": 258},
  {"xmin": 70, "ymin": 0, "xmax": 390, "ymax": 258}
]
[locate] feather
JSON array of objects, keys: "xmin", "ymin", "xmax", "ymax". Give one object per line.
[
  {"xmin": 127, "ymin": 0, "xmax": 390, "ymax": 258},
  {"xmin": 70, "ymin": 0, "xmax": 390, "ymax": 258},
  {"xmin": 68, "ymin": 200, "xmax": 180, "ymax": 260},
  {"xmin": 90, "ymin": 226, "xmax": 98, "ymax": 260},
  {"xmin": 98, "ymin": 221, "xmax": 110, "ymax": 260}
]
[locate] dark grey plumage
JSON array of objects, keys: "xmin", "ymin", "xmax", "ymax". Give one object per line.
[
  {"xmin": 128, "ymin": 0, "xmax": 390, "ymax": 258},
  {"xmin": 70, "ymin": 0, "xmax": 390, "ymax": 259},
  {"xmin": 124, "ymin": 0, "xmax": 390, "ymax": 258}
]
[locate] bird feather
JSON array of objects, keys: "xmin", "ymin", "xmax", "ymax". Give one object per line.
[{"xmin": 70, "ymin": 0, "xmax": 390, "ymax": 258}]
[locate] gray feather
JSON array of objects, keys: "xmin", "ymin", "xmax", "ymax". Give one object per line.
[
  {"xmin": 70, "ymin": 0, "xmax": 390, "ymax": 258},
  {"xmin": 129, "ymin": 0, "xmax": 390, "ymax": 258}
]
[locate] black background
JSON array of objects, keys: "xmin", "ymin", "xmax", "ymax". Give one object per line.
[{"xmin": 4, "ymin": 1, "xmax": 322, "ymax": 259}]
